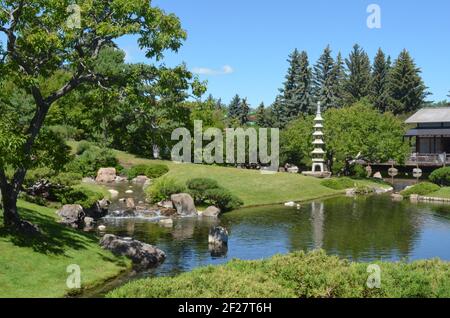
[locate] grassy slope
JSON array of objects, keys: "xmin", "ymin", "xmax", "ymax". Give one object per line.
[
  {"xmin": 429, "ymin": 187, "xmax": 450, "ymax": 198},
  {"xmin": 113, "ymin": 149, "xmax": 389, "ymax": 207},
  {"xmin": 0, "ymin": 201, "xmax": 131, "ymax": 298},
  {"xmin": 107, "ymin": 250, "xmax": 450, "ymax": 298}
]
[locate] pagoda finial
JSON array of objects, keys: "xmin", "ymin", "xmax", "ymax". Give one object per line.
[{"xmin": 317, "ymin": 101, "xmax": 321, "ymax": 115}]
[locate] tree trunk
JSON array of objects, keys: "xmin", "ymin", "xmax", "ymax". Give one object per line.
[{"xmin": 1, "ymin": 184, "xmax": 21, "ymax": 228}]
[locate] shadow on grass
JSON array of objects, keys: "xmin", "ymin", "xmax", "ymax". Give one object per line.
[{"xmin": 0, "ymin": 206, "xmax": 97, "ymax": 256}]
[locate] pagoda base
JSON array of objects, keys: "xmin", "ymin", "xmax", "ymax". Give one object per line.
[{"xmin": 301, "ymin": 171, "xmax": 332, "ymax": 179}]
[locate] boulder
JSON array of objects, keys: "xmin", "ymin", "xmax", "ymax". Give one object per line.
[
  {"xmin": 373, "ymin": 172, "xmax": 383, "ymax": 180},
  {"xmin": 132, "ymin": 176, "xmax": 150, "ymax": 184},
  {"xmin": 286, "ymin": 165, "xmax": 299, "ymax": 174},
  {"xmin": 125, "ymin": 197, "xmax": 136, "ymax": 211},
  {"xmin": 84, "ymin": 199, "xmax": 110, "ymax": 220},
  {"xmin": 115, "ymin": 176, "xmax": 128, "ymax": 183},
  {"xmin": 391, "ymin": 193, "xmax": 404, "ymax": 202},
  {"xmin": 208, "ymin": 226, "xmax": 228, "ymax": 248},
  {"xmin": 57, "ymin": 204, "xmax": 85, "ymax": 229},
  {"xmin": 157, "ymin": 200, "xmax": 174, "ymax": 209},
  {"xmin": 83, "ymin": 217, "xmax": 95, "ymax": 231},
  {"xmin": 410, "ymin": 194, "xmax": 419, "ymax": 202},
  {"xmin": 98, "ymin": 225, "xmax": 106, "ymax": 231},
  {"xmin": 108, "ymin": 189, "xmax": 119, "ymax": 199},
  {"xmin": 170, "ymin": 193, "xmax": 197, "ymax": 217},
  {"xmin": 125, "ymin": 190, "xmax": 133, "ymax": 194},
  {"xmin": 202, "ymin": 206, "xmax": 221, "ymax": 218},
  {"xmin": 95, "ymin": 168, "xmax": 117, "ymax": 183},
  {"xmin": 99, "ymin": 234, "xmax": 166, "ymax": 269}
]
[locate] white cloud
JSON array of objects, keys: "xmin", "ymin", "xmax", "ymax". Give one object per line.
[{"xmin": 191, "ymin": 65, "xmax": 234, "ymax": 76}]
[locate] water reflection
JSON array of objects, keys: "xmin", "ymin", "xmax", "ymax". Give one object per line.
[{"xmin": 101, "ymin": 194, "xmax": 450, "ymax": 278}]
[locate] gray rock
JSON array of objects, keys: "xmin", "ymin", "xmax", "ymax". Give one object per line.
[
  {"xmin": 84, "ymin": 199, "xmax": 110, "ymax": 220},
  {"xmin": 99, "ymin": 234, "xmax": 165, "ymax": 269},
  {"xmin": 115, "ymin": 176, "xmax": 128, "ymax": 183},
  {"xmin": 57, "ymin": 204, "xmax": 85, "ymax": 229},
  {"xmin": 202, "ymin": 206, "xmax": 221, "ymax": 218},
  {"xmin": 95, "ymin": 168, "xmax": 117, "ymax": 183},
  {"xmin": 83, "ymin": 217, "xmax": 95, "ymax": 231},
  {"xmin": 108, "ymin": 189, "xmax": 119, "ymax": 199},
  {"xmin": 126, "ymin": 197, "xmax": 136, "ymax": 210},
  {"xmin": 373, "ymin": 172, "xmax": 383, "ymax": 180},
  {"xmin": 170, "ymin": 193, "xmax": 197, "ymax": 217},
  {"xmin": 208, "ymin": 226, "xmax": 228, "ymax": 247},
  {"xmin": 159, "ymin": 218, "xmax": 174, "ymax": 227},
  {"xmin": 157, "ymin": 200, "xmax": 174, "ymax": 209},
  {"xmin": 132, "ymin": 176, "xmax": 151, "ymax": 184}
]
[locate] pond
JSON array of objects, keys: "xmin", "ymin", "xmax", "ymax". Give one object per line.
[{"xmin": 99, "ymin": 192, "xmax": 450, "ymax": 282}]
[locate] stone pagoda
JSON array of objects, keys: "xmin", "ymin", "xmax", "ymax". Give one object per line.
[{"xmin": 302, "ymin": 102, "xmax": 331, "ymax": 178}]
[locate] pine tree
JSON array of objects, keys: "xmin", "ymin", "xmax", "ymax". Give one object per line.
[
  {"xmin": 255, "ymin": 102, "xmax": 266, "ymax": 127},
  {"xmin": 371, "ymin": 48, "xmax": 391, "ymax": 112},
  {"xmin": 331, "ymin": 52, "xmax": 346, "ymax": 108},
  {"xmin": 313, "ymin": 45, "xmax": 336, "ymax": 110},
  {"xmin": 294, "ymin": 51, "xmax": 313, "ymax": 115},
  {"xmin": 344, "ymin": 44, "xmax": 371, "ymax": 104},
  {"xmin": 238, "ymin": 98, "xmax": 250, "ymax": 125},
  {"xmin": 228, "ymin": 94, "xmax": 241, "ymax": 119},
  {"xmin": 277, "ymin": 49, "xmax": 301, "ymax": 125},
  {"xmin": 389, "ymin": 49, "xmax": 429, "ymax": 114}
]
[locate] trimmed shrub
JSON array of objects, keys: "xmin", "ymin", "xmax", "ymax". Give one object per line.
[
  {"xmin": 126, "ymin": 164, "xmax": 169, "ymax": 180},
  {"xmin": 76, "ymin": 140, "xmax": 93, "ymax": 155},
  {"xmin": 401, "ymin": 182, "xmax": 440, "ymax": 197},
  {"xmin": 65, "ymin": 147, "xmax": 121, "ymax": 177},
  {"xmin": 186, "ymin": 178, "xmax": 220, "ymax": 203},
  {"xmin": 146, "ymin": 177, "xmax": 186, "ymax": 203},
  {"xmin": 55, "ymin": 186, "xmax": 104, "ymax": 209},
  {"xmin": 321, "ymin": 177, "xmax": 355, "ymax": 190},
  {"xmin": 24, "ymin": 167, "xmax": 56, "ymax": 186},
  {"xmin": 49, "ymin": 172, "xmax": 83, "ymax": 187},
  {"xmin": 351, "ymin": 164, "xmax": 367, "ymax": 179},
  {"xmin": 204, "ymin": 188, "xmax": 243, "ymax": 212},
  {"xmin": 429, "ymin": 167, "xmax": 450, "ymax": 186}
]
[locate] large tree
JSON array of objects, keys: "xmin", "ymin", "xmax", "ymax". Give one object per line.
[
  {"xmin": 0, "ymin": 1, "xmax": 201, "ymax": 230},
  {"xmin": 370, "ymin": 48, "xmax": 391, "ymax": 112},
  {"xmin": 344, "ymin": 44, "xmax": 371, "ymax": 104},
  {"xmin": 312, "ymin": 45, "xmax": 336, "ymax": 110},
  {"xmin": 389, "ymin": 49, "xmax": 429, "ymax": 114}
]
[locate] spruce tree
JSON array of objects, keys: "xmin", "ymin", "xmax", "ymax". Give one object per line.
[
  {"xmin": 228, "ymin": 94, "xmax": 241, "ymax": 119},
  {"xmin": 294, "ymin": 51, "xmax": 313, "ymax": 115},
  {"xmin": 278, "ymin": 49, "xmax": 301, "ymax": 125},
  {"xmin": 238, "ymin": 98, "xmax": 250, "ymax": 125},
  {"xmin": 331, "ymin": 52, "xmax": 346, "ymax": 108},
  {"xmin": 344, "ymin": 44, "xmax": 371, "ymax": 104},
  {"xmin": 389, "ymin": 49, "xmax": 429, "ymax": 114},
  {"xmin": 371, "ymin": 48, "xmax": 391, "ymax": 112},
  {"xmin": 255, "ymin": 102, "xmax": 266, "ymax": 127},
  {"xmin": 313, "ymin": 45, "xmax": 336, "ymax": 110}
]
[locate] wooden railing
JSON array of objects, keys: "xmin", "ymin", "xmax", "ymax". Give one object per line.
[{"xmin": 407, "ymin": 153, "xmax": 450, "ymax": 165}]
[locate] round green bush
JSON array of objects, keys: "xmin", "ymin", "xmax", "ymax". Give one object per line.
[
  {"xmin": 321, "ymin": 177, "xmax": 355, "ymax": 190},
  {"xmin": 401, "ymin": 182, "xmax": 440, "ymax": 197},
  {"xmin": 49, "ymin": 172, "xmax": 83, "ymax": 187},
  {"xmin": 55, "ymin": 187, "xmax": 104, "ymax": 209},
  {"xmin": 126, "ymin": 164, "xmax": 169, "ymax": 180},
  {"xmin": 204, "ymin": 188, "xmax": 243, "ymax": 212},
  {"xmin": 186, "ymin": 178, "xmax": 220, "ymax": 203},
  {"xmin": 429, "ymin": 167, "xmax": 450, "ymax": 186},
  {"xmin": 65, "ymin": 147, "xmax": 120, "ymax": 177},
  {"xmin": 146, "ymin": 177, "xmax": 186, "ymax": 203}
]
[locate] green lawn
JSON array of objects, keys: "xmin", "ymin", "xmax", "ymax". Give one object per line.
[
  {"xmin": 107, "ymin": 249, "xmax": 450, "ymax": 298},
  {"xmin": 113, "ymin": 149, "xmax": 390, "ymax": 207},
  {"xmin": 0, "ymin": 200, "xmax": 131, "ymax": 298}
]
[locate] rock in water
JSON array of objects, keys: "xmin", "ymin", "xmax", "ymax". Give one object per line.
[
  {"xmin": 132, "ymin": 176, "xmax": 151, "ymax": 185},
  {"xmin": 99, "ymin": 234, "xmax": 166, "ymax": 269},
  {"xmin": 159, "ymin": 218, "xmax": 174, "ymax": 227},
  {"xmin": 208, "ymin": 226, "xmax": 228, "ymax": 247},
  {"xmin": 125, "ymin": 197, "xmax": 136, "ymax": 210},
  {"xmin": 57, "ymin": 204, "xmax": 85, "ymax": 229},
  {"xmin": 391, "ymin": 193, "xmax": 404, "ymax": 201},
  {"xmin": 84, "ymin": 199, "xmax": 110, "ymax": 220},
  {"xmin": 202, "ymin": 206, "xmax": 221, "ymax": 218},
  {"xmin": 95, "ymin": 168, "xmax": 117, "ymax": 183},
  {"xmin": 83, "ymin": 217, "xmax": 95, "ymax": 231},
  {"xmin": 170, "ymin": 193, "xmax": 197, "ymax": 217}
]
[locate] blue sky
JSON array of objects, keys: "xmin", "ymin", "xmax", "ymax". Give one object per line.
[{"xmin": 116, "ymin": 0, "xmax": 450, "ymax": 107}]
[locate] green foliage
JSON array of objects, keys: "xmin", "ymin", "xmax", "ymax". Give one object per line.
[
  {"xmin": 370, "ymin": 49, "xmax": 391, "ymax": 112},
  {"xmin": 321, "ymin": 177, "xmax": 355, "ymax": 190},
  {"xmin": 126, "ymin": 164, "xmax": 169, "ymax": 180},
  {"xmin": 146, "ymin": 177, "xmax": 186, "ymax": 203},
  {"xmin": 186, "ymin": 178, "xmax": 220, "ymax": 203},
  {"xmin": 24, "ymin": 167, "xmax": 56, "ymax": 186},
  {"xmin": 344, "ymin": 44, "xmax": 371, "ymax": 105},
  {"xmin": 401, "ymin": 182, "xmax": 440, "ymax": 197},
  {"xmin": 313, "ymin": 46, "xmax": 337, "ymax": 111},
  {"xmin": 65, "ymin": 146, "xmax": 121, "ymax": 177},
  {"xmin": 55, "ymin": 186, "xmax": 104, "ymax": 209},
  {"xmin": 350, "ymin": 164, "xmax": 367, "ymax": 179},
  {"xmin": 49, "ymin": 172, "xmax": 83, "ymax": 187},
  {"xmin": 429, "ymin": 167, "xmax": 450, "ymax": 186},
  {"xmin": 108, "ymin": 249, "xmax": 450, "ymax": 298},
  {"xmin": 203, "ymin": 188, "xmax": 243, "ymax": 212},
  {"xmin": 76, "ymin": 141, "xmax": 94, "ymax": 155}
]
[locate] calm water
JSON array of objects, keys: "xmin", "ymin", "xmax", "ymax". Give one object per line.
[{"xmin": 100, "ymin": 194, "xmax": 450, "ymax": 278}]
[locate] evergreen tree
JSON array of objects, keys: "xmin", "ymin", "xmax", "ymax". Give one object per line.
[
  {"xmin": 344, "ymin": 44, "xmax": 371, "ymax": 104},
  {"xmin": 277, "ymin": 49, "xmax": 301, "ymax": 125},
  {"xmin": 255, "ymin": 102, "xmax": 266, "ymax": 126},
  {"xmin": 238, "ymin": 98, "xmax": 250, "ymax": 125},
  {"xmin": 331, "ymin": 52, "xmax": 346, "ymax": 108},
  {"xmin": 228, "ymin": 94, "xmax": 241, "ymax": 119},
  {"xmin": 389, "ymin": 49, "xmax": 429, "ymax": 114},
  {"xmin": 371, "ymin": 48, "xmax": 391, "ymax": 112},
  {"xmin": 313, "ymin": 45, "xmax": 336, "ymax": 110},
  {"xmin": 294, "ymin": 51, "xmax": 314, "ymax": 115}
]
